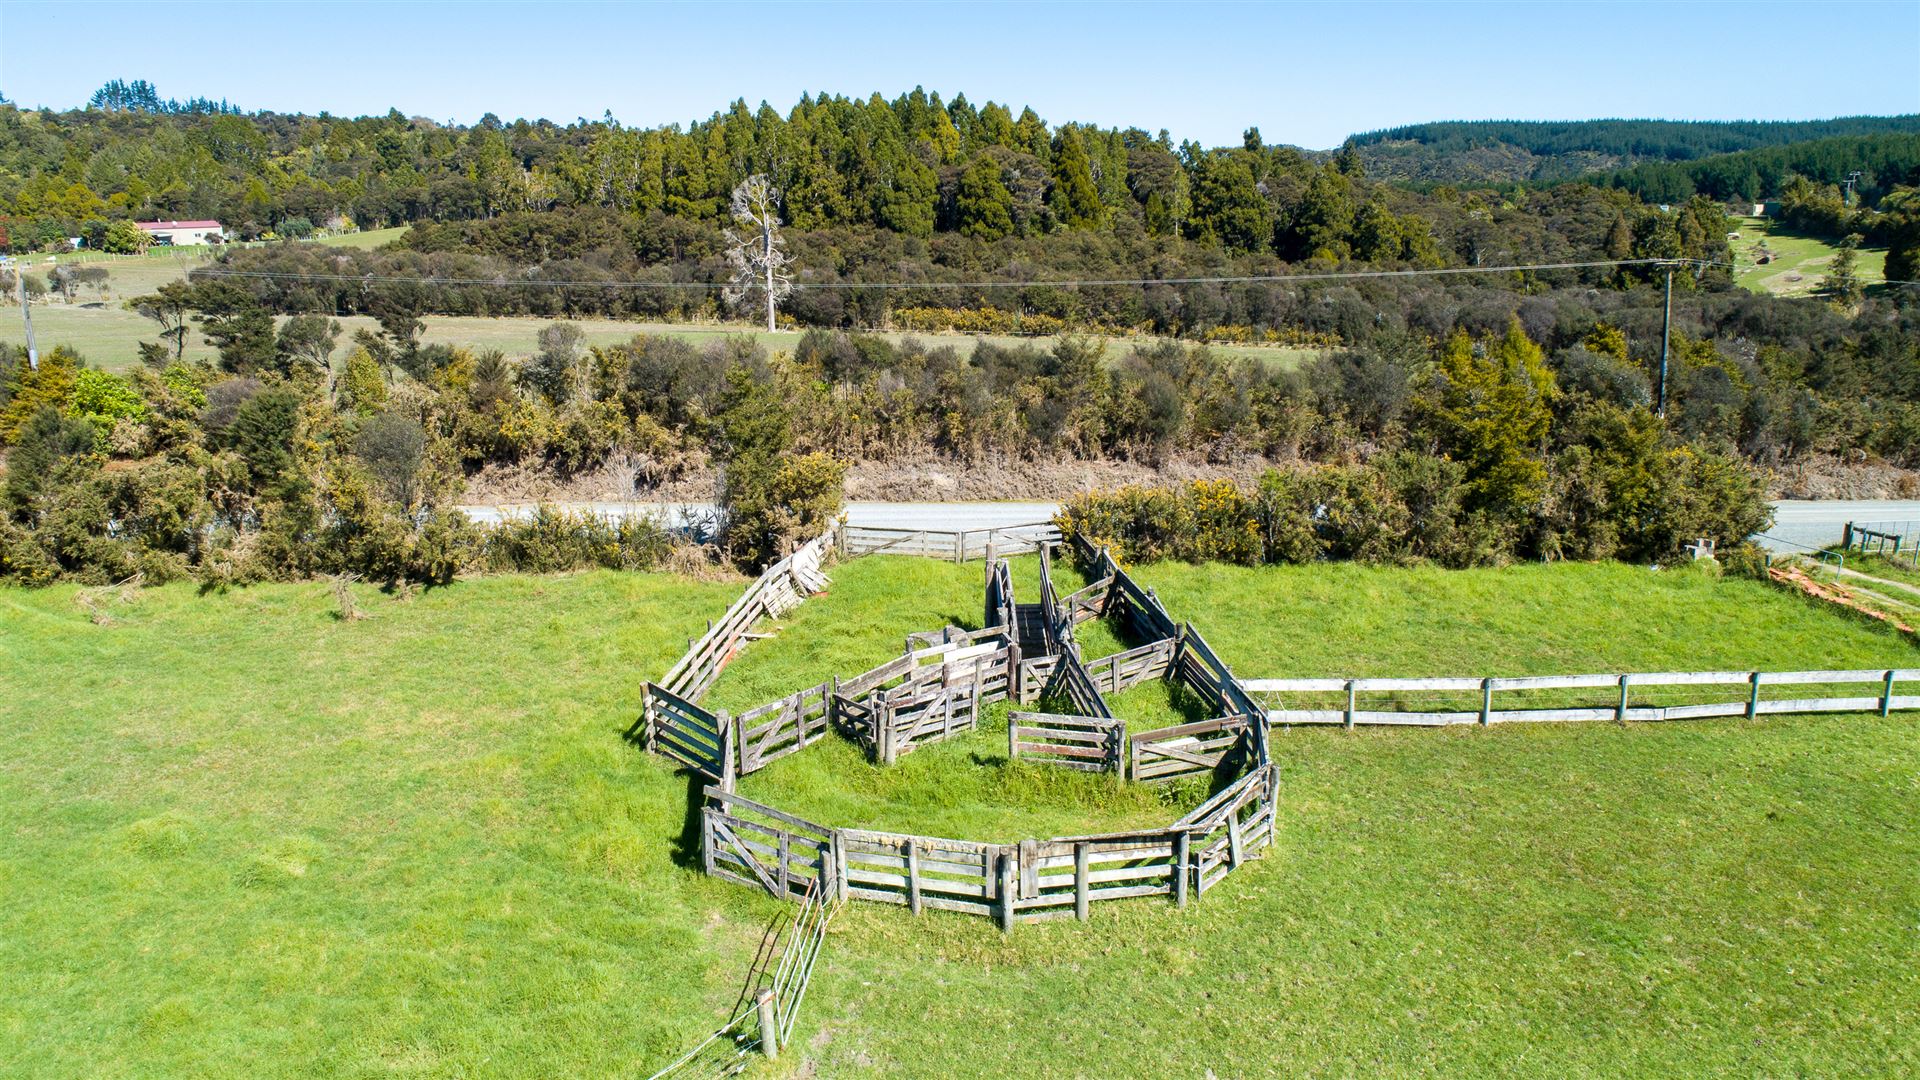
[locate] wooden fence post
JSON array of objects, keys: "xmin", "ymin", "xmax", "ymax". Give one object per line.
[
  {"xmin": 998, "ymin": 852, "xmax": 1015, "ymax": 932},
  {"xmin": 1173, "ymin": 831, "xmax": 1189, "ymax": 908},
  {"xmin": 831, "ymin": 831, "xmax": 849, "ymax": 903},
  {"xmin": 906, "ymin": 839, "xmax": 922, "ymax": 915},
  {"xmin": 1747, "ymin": 671, "xmax": 1761, "ymax": 719},
  {"xmin": 719, "ymin": 711, "xmax": 737, "ymax": 792},
  {"xmin": 1479, "ymin": 677, "xmax": 1493, "ymax": 726},
  {"xmin": 1344, "ymin": 679, "xmax": 1357, "ymax": 730},
  {"xmin": 1615, "ymin": 676, "xmax": 1630, "ymax": 724},
  {"xmin": 756, "ymin": 989, "xmax": 780, "ymax": 1058},
  {"xmin": 1882, "ymin": 669, "xmax": 1897, "ymax": 716},
  {"xmin": 701, "ymin": 804, "xmax": 716, "ymax": 878},
  {"xmin": 1074, "ymin": 844, "xmax": 1090, "ymax": 921}
]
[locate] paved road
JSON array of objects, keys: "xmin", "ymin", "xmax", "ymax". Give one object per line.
[
  {"xmin": 457, "ymin": 497, "xmax": 1920, "ymax": 554},
  {"xmin": 455, "ymin": 500, "xmax": 1062, "ymax": 530},
  {"xmin": 1759, "ymin": 500, "xmax": 1920, "ymax": 554}
]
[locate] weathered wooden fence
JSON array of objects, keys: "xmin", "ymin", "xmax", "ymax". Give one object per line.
[
  {"xmin": 659, "ymin": 533, "xmax": 833, "ymax": 704},
  {"xmin": 735, "ymin": 682, "xmax": 832, "ymax": 774},
  {"xmin": 837, "ymin": 523, "xmax": 1060, "ymax": 562},
  {"xmin": 1130, "ymin": 714, "xmax": 1256, "ymax": 783},
  {"xmin": 645, "ymin": 526, "xmax": 1295, "ymax": 931},
  {"xmin": 1083, "ymin": 637, "xmax": 1177, "ymax": 697},
  {"xmin": 873, "ymin": 682, "xmax": 983, "ymax": 763},
  {"xmin": 985, "ymin": 557, "xmax": 1016, "ymax": 632},
  {"xmin": 1038, "ymin": 647, "xmax": 1114, "ymax": 718},
  {"xmin": 1175, "ymin": 763, "xmax": 1278, "ymax": 895},
  {"xmin": 1008, "ymin": 711, "xmax": 1127, "ymax": 773},
  {"xmin": 704, "ymin": 789, "xmax": 837, "ymax": 901},
  {"xmin": 1171, "ymin": 624, "xmax": 1265, "ymax": 720},
  {"xmin": 1013, "ymin": 830, "xmax": 1185, "ymax": 921},
  {"xmin": 839, "ymin": 829, "xmax": 1004, "ymax": 918},
  {"xmin": 636, "ymin": 683, "xmax": 733, "ymax": 783},
  {"xmin": 1249, "ymin": 667, "xmax": 1920, "ymax": 727}
]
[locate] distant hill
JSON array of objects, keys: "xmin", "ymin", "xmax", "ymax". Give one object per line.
[{"xmin": 1342, "ymin": 117, "xmax": 1920, "ymax": 185}]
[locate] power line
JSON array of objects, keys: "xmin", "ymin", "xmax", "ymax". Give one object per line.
[{"xmin": 188, "ymin": 257, "xmax": 1729, "ymax": 293}]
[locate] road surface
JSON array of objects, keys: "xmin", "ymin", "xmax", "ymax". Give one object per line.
[{"xmin": 457, "ymin": 498, "xmax": 1920, "ymax": 554}]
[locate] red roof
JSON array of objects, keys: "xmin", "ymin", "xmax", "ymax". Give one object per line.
[{"xmin": 136, "ymin": 220, "xmax": 223, "ymax": 231}]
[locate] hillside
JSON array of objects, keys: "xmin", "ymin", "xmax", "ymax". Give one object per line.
[
  {"xmin": 1346, "ymin": 116, "xmax": 1920, "ymax": 184},
  {"xmin": 4, "ymin": 556, "xmax": 1918, "ymax": 1076}
]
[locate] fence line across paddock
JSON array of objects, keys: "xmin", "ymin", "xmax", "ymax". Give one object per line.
[{"xmin": 1248, "ymin": 668, "xmax": 1920, "ymax": 728}]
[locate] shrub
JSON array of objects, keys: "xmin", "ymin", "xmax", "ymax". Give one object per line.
[
  {"xmin": 67, "ymin": 368, "xmax": 149, "ymax": 448},
  {"xmin": 479, "ymin": 507, "xmax": 674, "ymax": 574}
]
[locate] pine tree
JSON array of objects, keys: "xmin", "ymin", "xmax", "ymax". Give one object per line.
[
  {"xmin": 1048, "ymin": 130, "xmax": 1102, "ymax": 229},
  {"xmin": 955, "ymin": 155, "xmax": 1014, "ymax": 240},
  {"xmin": 1821, "ymin": 233, "xmax": 1865, "ymax": 307}
]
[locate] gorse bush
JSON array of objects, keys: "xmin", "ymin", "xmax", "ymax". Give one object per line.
[
  {"xmin": 478, "ymin": 507, "xmax": 676, "ymax": 574},
  {"xmin": 1060, "ymin": 426, "xmax": 1770, "ymax": 570}
]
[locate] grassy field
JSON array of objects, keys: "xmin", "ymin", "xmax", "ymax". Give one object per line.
[
  {"xmin": 1729, "ymin": 214, "xmax": 1889, "ymax": 297},
  {"xmin": 5, "ymin": 238, "xmax": 1317, "ymax": 374},
  {"xmin": 8, "ymin": 303, "xmax": 1316, "ymax": 375},
  {"xmin": 5, "ymin": 556, "xmax": 1918, "ymax": 1076}
]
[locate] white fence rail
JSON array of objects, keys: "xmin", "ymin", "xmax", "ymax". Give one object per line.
[{"xmin": 1249, "ymin": 668, "xmax": 1920, "ymax": 727}]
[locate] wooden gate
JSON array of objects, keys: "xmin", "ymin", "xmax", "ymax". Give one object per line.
[
  {"xmin": 1129, "ymin": 714, "xmax": 1253, "ymax": 783},
  {"xmin": 704, "ymin": 789, "xmax": 837, "ymax": 901},
  {"xmin": 640, "ymin": 682, "xmax": 733, "ymax": 782},
  {"xmin": 1008, "ymin": 712, "xmax": 1126, "ymax": 773}
]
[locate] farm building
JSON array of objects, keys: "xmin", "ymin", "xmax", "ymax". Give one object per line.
[{"xmin": 136, "ymin": 219, "xmax": 226, "ymax": 246}]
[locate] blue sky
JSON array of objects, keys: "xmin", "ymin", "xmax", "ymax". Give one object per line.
[{"xmin": 2, "ymin": 0, "xmax": 1916, "ymax": 148}]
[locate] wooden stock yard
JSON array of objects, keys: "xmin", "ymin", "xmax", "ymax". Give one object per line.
[
  {"xmin": 639, "ymin": 520, "xmax": 1914, "ymax": 938},
  {"xmin": 635, "ymin": 526, "xmax": 1281, "ymax": 930}
]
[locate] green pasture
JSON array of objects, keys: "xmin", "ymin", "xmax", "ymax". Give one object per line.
[
  {"xmin": 4, "ymin": 555, "xmax": 1917, "ymax": 1076},
  {"xmin": 1729, "ymin": 215, "xmax": 1889, "ymax": 297}
]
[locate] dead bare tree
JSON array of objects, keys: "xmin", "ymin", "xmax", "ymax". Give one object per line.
[{"xmin": 723, "ymin": 175, "xmax": 794, "ymax": 333}]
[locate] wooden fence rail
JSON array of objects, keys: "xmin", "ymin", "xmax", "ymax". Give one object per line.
[
  {"xmin": 660, "ymin": 533, "xmax": 832, "ymax": 704},
  {"xmin": 736, "ymin": 682, "xmax": 832, "ymax": 774},
  {"xmin": 1174, "ymin": 624, "xmax": 1265, "ymax": 721},
  {"xmin": 1013, "ymin": 830, "xmax": 1183, "ymax": 920},
  {"xmin": 838, "ymin": 829, "xmax": 1005, "ymax": 919},
  {"xmin": 1039, "ymin": 647, "xmax": 1114, "ymax": 719},
  {"xmin": 1130, "ymin": 715, "xmax": 1255, "ymax": 784},
  {"xmin": 1084, "ymin": 637, "xmax": 1177, "ymax": 697},
  {"xmin": 1247, "ymin": 667, "xmax": 1920, "ymax": 727},
  {"xmin": 1008, "ymin": 711, "xmax": 1127, "ymax": 773},
  {"xmin": 985, "ymin": 557, "xmax": 1016, "ymax": 633},
  {"xmin": 1174, "ymin": 763, "xmax": 1278, "ymax": 895}
]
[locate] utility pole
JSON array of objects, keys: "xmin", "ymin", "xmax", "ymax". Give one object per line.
[
  {"xmin": 13, "ymin": 260, "xmax": 38, "ymax": 371},
  {"xmin": 1656, "ymin": 262, "xmax": 1675, "ymax": 417},
  {"xmin": 1842, "ymin": 170, "xmax": 1863, "ymax": 207}
]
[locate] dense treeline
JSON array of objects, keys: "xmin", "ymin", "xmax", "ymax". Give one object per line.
[
  {"xmin": 4, "ymin": 83, "xmax": 1920, "ymax": 588},
  {"xmin": 0, "ymin": 87, "xmax": 1759, "ymax": 268},
  {"xmin": 6, "ymin": 260, "xmax": 1918, "ymax": 585},
  {"xmin": 193, "ymin": 185, "xmax": 1735, "ymax": 335},
  {"xmin": 1600, "ymin": 134, "xmax": 1920, "ymax": 206},
  {"xmin": 1354, "ymin": 117, "xmax": 1919, "ymax": 164}
]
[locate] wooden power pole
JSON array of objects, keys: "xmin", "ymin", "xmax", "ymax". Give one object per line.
[
  {"xmin": 1656, "ymin": 263, "xmax": 1674, "ymax": 416},
  {"xmin": 14, "ymin": 263, "xmax": 38, "ymax": 371}
]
